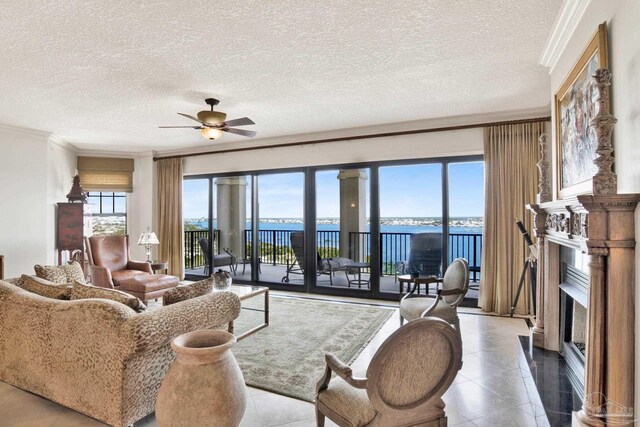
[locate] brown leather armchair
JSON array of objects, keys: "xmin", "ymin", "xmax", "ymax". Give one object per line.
[{"xmin": 85, "ymin": 235, "xmax": 152, "ymax": 289}]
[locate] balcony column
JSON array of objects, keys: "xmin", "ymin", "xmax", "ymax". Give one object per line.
[
  {"xmin": 214, "ymin": 177, "xmax": 247, "ymax": 258},
  {"xmin": 338, "ymin": 170, "xmax": 367, "ymax": 261}
]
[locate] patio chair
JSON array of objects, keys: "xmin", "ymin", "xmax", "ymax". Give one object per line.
[
  {"xmin": 400, "ymin": 258, "xmax": 470, "ymax": 343},
  {"xmin": 316, "ymin": 317, "xmax": 462, "ymax": 427},
  {"xmin": 281, "ymin": 231, "xmax": 352, "ymax": 285},
  {"xmin": 198, "ymin": 238, "xmax": 236, "ymax": 276},
  {"xmin": 395, "ymin": 232, "xmax": 443, "ymax": 289}
]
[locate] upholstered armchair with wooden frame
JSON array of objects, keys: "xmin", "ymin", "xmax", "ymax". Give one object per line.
[
  {"xmin": 400, "ymin": 258, "xmax": 469, "ymax": 343},
  {"xmin": 315, "ymin": 317, "xmax": 463, "ymax": 427},
  {"xmin": 85, "ymin": 235, "xmax": 152, "ymax": 289}
]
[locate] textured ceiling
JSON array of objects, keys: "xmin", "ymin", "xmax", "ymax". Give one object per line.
[{"xmin": 0, "ymin": 0, "xmax": 561, "ymax": 152}]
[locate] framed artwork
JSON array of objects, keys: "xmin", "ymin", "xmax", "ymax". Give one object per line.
[{"xmin": 554, "ymin": 22, "xmax": 609, "ymax": 199}]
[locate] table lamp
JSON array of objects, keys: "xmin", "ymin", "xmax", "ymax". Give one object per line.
[{"xmin": 137, "ymin": 227, "xmax": 160, "ymax": 262}]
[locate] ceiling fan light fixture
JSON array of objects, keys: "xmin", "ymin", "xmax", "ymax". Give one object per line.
[
  {"xmin": 197, "ymin": 110, "xmax": 227, "ymax": 124},
  {"xmin": 160, "ymin": 98, "xmax": 255, "ymax": 140},
  {"xmin": 200, "ymin": 127, "xmax": 224, "ymax": 140}
]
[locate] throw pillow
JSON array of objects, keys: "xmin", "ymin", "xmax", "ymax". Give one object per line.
[
  {"xmin": 34, "ymin": 261, "xmax": 87, "ymax": 284},
  {"xmin": 163, "ymin": 278, "xmax": 214, "ymax": 306},
  {"xmin": 71, "ymin": 281, "xmax": 146, "ymax": 313},
  {"xmin": 19, "ymin": 274, "xmax": 72, "ymax": 300}
]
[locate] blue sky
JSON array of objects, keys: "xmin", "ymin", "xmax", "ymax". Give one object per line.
[{"xmin": 183, "ymin": 162, "xmax": 484, "ymax": 219}]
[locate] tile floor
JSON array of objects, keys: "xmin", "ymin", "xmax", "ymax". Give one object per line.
[{"xmin": 0, "ymin": 296, "xmax": 548, "ymax": 427}]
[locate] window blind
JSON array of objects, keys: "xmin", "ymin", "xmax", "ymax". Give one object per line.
[{"xmin": 77, "ymin": 157, "xmax": 135, "ymax": 192}]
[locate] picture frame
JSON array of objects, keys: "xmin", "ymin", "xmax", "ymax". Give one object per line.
[{"xmin": 554, "ymin": 22, "xmax": 609, "ymax": 199}]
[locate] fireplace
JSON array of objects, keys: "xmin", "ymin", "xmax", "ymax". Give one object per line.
[
  {"xmin": 527, "ymin": 194, "xmax": 639, "ymax": 426},
  {"xmin": 559, "ymin": 251, "xmax": 589, "ymax": 400},
  {"xmin": 524, "ymin": 70, "xmax": 639, "ymax": 425}
]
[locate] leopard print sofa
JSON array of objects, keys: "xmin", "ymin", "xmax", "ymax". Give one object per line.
[{"xmin": 0, "ymin": 278, "xmax": 240, "ymax": 427}]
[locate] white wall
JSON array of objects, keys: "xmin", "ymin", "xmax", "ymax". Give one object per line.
[
  {"xmin": 184, "ymin": 127, "xmax": 484, "ymax": 175},
  {"xmin": 127, "ymin": 156, "xmax": 156, "ymax": 261},
  {"xmin": 0, "ymin": 125, "xmax": 76, "ymax": 278},
  {"xmin": 548, "ymin": 0, "xmax": 640, "ymax": 418},
  {"xmin": 46, "ymin": 138, "xmax": 78, "ymax": 262}
]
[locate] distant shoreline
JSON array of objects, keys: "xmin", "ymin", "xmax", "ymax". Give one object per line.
[{"xmin": 185, "ymin": 217, "xmax": 483, "ymax": 228}]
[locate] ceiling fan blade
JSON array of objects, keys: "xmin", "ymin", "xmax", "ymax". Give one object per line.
[
  {"xmin": 177, "ymin": 113, "xmax": 205, "ymax": 124},
  {"xmin": 223, "ymin": 128, "xmax": 257, "ymax": 138},
  {"xmin": 223, "ymin": 117, "xmax": 255, "ymax": 127},
  {"xmin": 159, "ymin": 125, "xmax": 203, "ymax": 129}
]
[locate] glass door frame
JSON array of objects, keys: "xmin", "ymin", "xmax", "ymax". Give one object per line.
[{"xmin": 183, "ymin": 154, "xmax": 483, "ymax": 301}]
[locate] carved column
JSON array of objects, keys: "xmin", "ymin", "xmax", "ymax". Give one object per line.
[
  {"xmin": 576, "ymin": 195, "xmax": 638, "ymax": 427},
  {"xmin": 536, "ymin": 134, "xmax": 551, "ymax": 203},
  {"xmin": 577, "ymin": 251, "xmax": 607, "ymax": 427},
  {"xmin": 526, "ymin": 204, "xmax": 547, "ymax": 348},
  {"xmin": 591, "ymin": 69, "xmax": 617, "ymax": 195}
]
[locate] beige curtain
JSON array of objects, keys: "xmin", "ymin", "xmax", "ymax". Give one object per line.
[
  {"xmin": 479, "ymin": 121, "xmax": 545, "ymax": 315},
  {"xmin": 157, "ymin": 158, "xmax": 184, "ymax": 279}
]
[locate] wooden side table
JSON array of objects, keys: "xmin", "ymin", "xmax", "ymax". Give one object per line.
[{"xmin": 149, "ymin": 260, "xmax": 169, "ymax": 274}]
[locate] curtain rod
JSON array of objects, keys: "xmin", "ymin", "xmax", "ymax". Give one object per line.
[{"xmin": 153, "ymin": 116, "xmax": 551, "ymax": 161}]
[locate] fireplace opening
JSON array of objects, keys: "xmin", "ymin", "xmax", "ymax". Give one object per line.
[
  {"xmin": 559, "ymin": 263, "xmax": 589, "ymax": 401},
  {"xmin": 563, "ymin": 298, "xmax": 586, "ymax": 356}
]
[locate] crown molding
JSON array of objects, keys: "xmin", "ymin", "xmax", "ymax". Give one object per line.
[
  {"xmin": 75, "ymin": 149, "xmax": 156, "ymax": 159},
  {"xmin": 47, "ymin": 134, "xmax": 78, "ymax": 153},
  {"xmin": 0, "ymin": 123, "xmax": 81, "ymax": 153},
  {"xmin": 540, "ymin": 0, "xmax": 592, "ymax": 72},
  {"xmin": 0, "ymin": 123, "xmax": 51, "ymax": 142}
]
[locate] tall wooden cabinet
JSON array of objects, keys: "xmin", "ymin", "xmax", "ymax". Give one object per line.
[{"xmin": 56, "ymin": 202, "xmax": 84, "ymax": 267}]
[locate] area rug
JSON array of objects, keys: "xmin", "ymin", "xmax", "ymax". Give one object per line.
[{"xmin": 232, "ymin": 296, "xmax": 394, "ymax": 402}]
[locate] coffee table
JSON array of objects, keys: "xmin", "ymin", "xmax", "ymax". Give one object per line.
[{"xmin": 227, "ymin": 284, "xmax": 269, "ymax": 341}]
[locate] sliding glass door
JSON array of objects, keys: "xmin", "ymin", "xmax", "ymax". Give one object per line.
[
  {"xmin": 447, "ymin": 161, "xmax": 484, "ymax": 301},
  {"xmin": 183, "ymin": 176, "xmax": 253, "ymax": 280},
  {"xmin": 313, "ymin": 168, "xmax": 371, "ymax": 293},
  {"xmin": 183, "ymin": 156, "xmax": 483, "ymax": 301},
  {"xmin": 256, "ymin": 172, "xmax": 305, "ymax": 286},
  {"xmin": 183, "ymin": 178, "xmax": 210, "ymax": 277},
  {"xmin": 378, "ymin": 163, "xmax": 443, "ymax": 295}
]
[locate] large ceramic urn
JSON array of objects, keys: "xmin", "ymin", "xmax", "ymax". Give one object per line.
[{"xmin": 156, "ymin": 330, "xmax": 246, "ymax": 427}]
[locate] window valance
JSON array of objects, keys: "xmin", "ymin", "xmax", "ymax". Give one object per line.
[{"xmin": 77, "ymin": 157, "xmax": 135, "ymax": 192}]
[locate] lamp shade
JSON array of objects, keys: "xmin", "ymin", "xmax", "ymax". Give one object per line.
[
  {"xmin": 200, "ymin": 127, "xmax": 224, "ymax": 140},
  {"xmin": 138, "ymin": 231, "xmax": 160, "ymax": 246}
]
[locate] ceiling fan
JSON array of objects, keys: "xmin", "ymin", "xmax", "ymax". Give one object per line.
[{"xmin": 159, "ymin": 98, "xmax": 256, "ymax": 140}]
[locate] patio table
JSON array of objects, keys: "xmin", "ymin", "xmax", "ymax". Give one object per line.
[{"xmin": 344, "ymin": 262, "xmax": 370, "ymax": 289}]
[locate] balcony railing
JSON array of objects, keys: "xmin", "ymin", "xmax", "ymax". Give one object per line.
[
  {"xmin": 450, "ymin": 233, "xmax": 482, "ymax": 281},
  {"xmin": 185, "ymin": 228, "xmax": 482, "ymax": 281}
]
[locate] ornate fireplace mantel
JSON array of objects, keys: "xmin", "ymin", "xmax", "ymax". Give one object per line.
[
  {"xmin": 526, "ymin": 69, "xmax": 639, "ymax": 426},
  {"xmin": 527, "ymin": 194, "xmax": 639, "ymax": 426}
]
